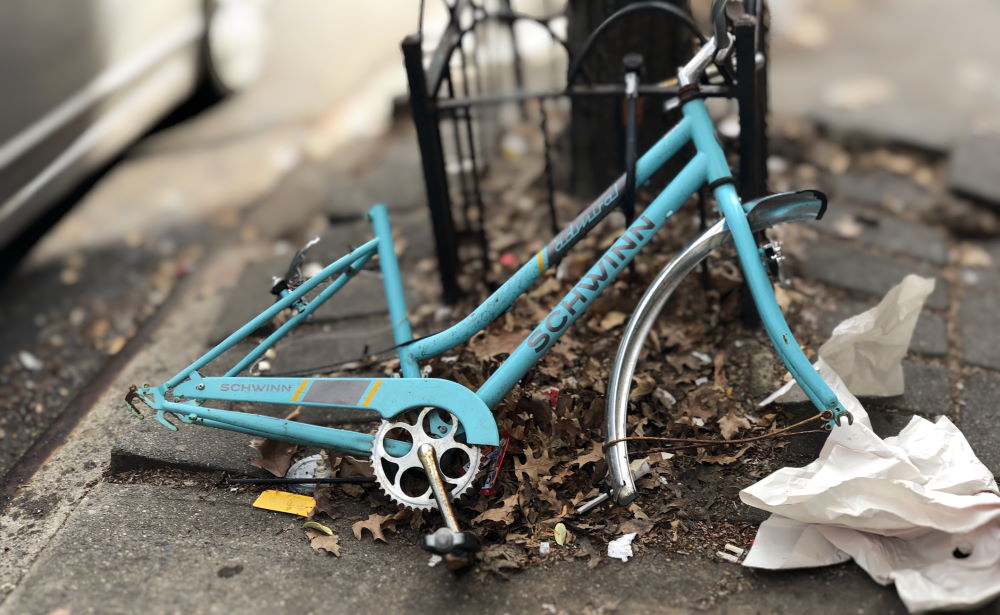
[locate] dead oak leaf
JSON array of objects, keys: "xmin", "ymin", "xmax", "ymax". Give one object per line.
[
  {"xmin": 535, "ymin": 482, "xmax": 563, "ymax": 510},
  {"xmin": 249, "ymin": 438, "xmax": 298, "ymax": 477},
  {"xmin": 618, "ymin": 518, "xmax": 655, "ymax": 536},
  {"xmin": 679, "ymin": 386, "xmax": 724, "ymax": 421},
  {"xmin": 469, "ymin": 328, "xmax": 530, "ymax": 360},
  {"xmin": 471, "ymin": 494, "xmax": 518, "ymax": 525},
  {"xmin": 702, "ymin": 444, "xmax": 751, "ymax": 465},
  {"xmin": 352, "ymin": 513, "xmax": 391, "ymax": 542},
  {"xmin": 479, "ymin": 543, "xmax": 526, "ymax": 573},
  {"xmin": 666, "ymin": 353, "xmax": 705, "ymax": 374},
  {"xmin": 514, "ymin": 447, "xmax": 558, "ymax": 484},
  {"xmin": 311, "ymin": 487, "xmax": 337, "ymax": 519},
  {"xmin": 527, "ymin": 276, "xmax": 563, "ymax": 299},
  {"xmin": 599, "ymin": 310, "xmax": 627, "ymax": 330},
  {"xmin": 718, "ymin": 410, "xmax": 752, "ymax": 440},
  {"xmin": 569, "ymin": 441, "xmax": 603, "ymax": 469},
  {"xmin": 249, "ymin": 407, "xmax": 302, "ymax": 476},
  {"xmin": 337, "ymin": 456, "xmax": 374, "ymax": 478},
  {"xmin": 629, "ymin": 373, "xmax": 657, "ymax": 401},
  {"xmin": 305, "ymin": 529, "xmax": 341, "ymax": 556},
  {"xmin": 548, "ymin": 466, "xmax": 573, "ymax": 485}
]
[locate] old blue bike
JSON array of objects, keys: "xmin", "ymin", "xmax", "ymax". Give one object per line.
[{"xmin": 125, "ymin": 19, "xmax": 852, "ymax": 555}]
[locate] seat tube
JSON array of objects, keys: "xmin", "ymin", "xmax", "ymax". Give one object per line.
[{"xmin": 369, "ymin": 204, "xmax": 419, "ymax": 378}]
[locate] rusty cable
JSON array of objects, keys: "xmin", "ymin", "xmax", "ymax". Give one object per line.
[{"xmin": 604, "ymin": 412, "xmax": 826, "ymax": 451}]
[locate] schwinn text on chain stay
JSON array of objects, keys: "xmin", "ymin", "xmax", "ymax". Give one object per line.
[
  {"xmin": 529, "ymin": 213, "xmax": 659, "ymax": 353},
  {"xmin": 219, "ymin": 383, "xmax": 294, "ymax": 393}
]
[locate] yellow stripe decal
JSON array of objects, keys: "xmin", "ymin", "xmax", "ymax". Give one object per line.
[
  {"xmin": 536, "ymin": 250, "xmax": 545, "ymax": 275},
  {"xmin": 290, "ymin": 379, "xmax": 309, "ymax": 402},
  {"xmin": 361, "ymin": 380, "xmax": 383, "ymax": 407}
]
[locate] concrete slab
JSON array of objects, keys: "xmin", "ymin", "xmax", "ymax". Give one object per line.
[
  {"xmin": 780, "ymin": 361, "xmax": 952, "ymax": 458},
  {"xmin": 326, "ymin": 130, "xmax": 428, "ymax": 216},
  {"xmin": 811, "ymin": 200, "xmax": 949, "ymax": 265},
  {"xmin": 869, "ymin": 361, "xmax": 953, "ymax": 417},
  {"xmin": 207, "ymin": 206, "xmax": 431, "ymax": 345},
  {"xmin": 981, "ymin": 240, "xmax": 1000, "ymax": 267},
  {"xmin": 110, "ymin": 418, "xmax": 267, "ymax": 476},
  {"xmin": 960, "ymin": 285, "xmax": 1000, "ymax": 371},
  {"xmin": 830, "ymin": 170, "xmax": 937, "ymax": 216},
  {"xmin": 817, "ymin": 299, "xmax": 948, "ymax": 358},
  {"xmin": 241, "ymin": 128, "xmax": 427, "ymax": 244},
  {"xmin": 770, "ymin": 0, "xmax": 1000, "ymax": 151},
  {"xmin": 208, "ymin": 260, "xmax": 390, "ymax": 344},
  {"xmin": 950, "ymin": 135, "xmax": 1000, "ymax": 208},
  {"xmin": 0, "ymin": 482, "xmax": 926, "ymax": 615},
  {"xmin": 269, "ymin": 322, "xmax": 396, "ymax": 375},
  {"xmin": 110, "ymin": 403, "xmax": 380, "ymax": 477},
  {"xmin": 0, "ymin": 249, "xmax": 255, "ymax": 597},
  {"xmin": 962, "ymin": 373, "xmax": 1000, "ymax": 478},
  {"xmin": 803, "ymin": 241, "xmax": 949, "ymax": 310}
]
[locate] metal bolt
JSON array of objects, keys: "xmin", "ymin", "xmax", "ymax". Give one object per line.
[{"xmin": 196, "ymin": 383, "xmax": 205, "ymax": 391}]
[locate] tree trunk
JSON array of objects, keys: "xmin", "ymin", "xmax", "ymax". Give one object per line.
[{"xmin": 567, "ymin": 0, "xmax": 693, "ymax": 198}]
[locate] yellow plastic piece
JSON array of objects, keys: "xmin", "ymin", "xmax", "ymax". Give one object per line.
[{"xmin": 252, "ymin": 490, "xmax": 316, "ymax": 517}]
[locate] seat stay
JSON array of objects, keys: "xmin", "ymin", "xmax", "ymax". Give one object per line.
[{"xmin": 164, "ymin": 239, "xmax": 378, "ymax": 390}]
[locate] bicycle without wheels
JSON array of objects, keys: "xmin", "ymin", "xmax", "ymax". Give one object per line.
[{"xmin": 125, "ymin": 26, "xmax": 852, "ymax": 557}]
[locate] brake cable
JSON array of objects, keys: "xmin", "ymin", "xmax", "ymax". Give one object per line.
[{"xmin": 605, "ymin": 412, "xmax": 828, "ymax": 455}]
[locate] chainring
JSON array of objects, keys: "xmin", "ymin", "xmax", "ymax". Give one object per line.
[{"xmin": 370, "ymin": 407, "xmax": 482, "ymax": 510}]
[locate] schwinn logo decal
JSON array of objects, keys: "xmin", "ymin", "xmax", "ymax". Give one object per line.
[
  {"xmin": 219, "ymin": 383, "xmax": 294, "ymax": 393},
  {"xmin": 528, "ymin": 214, "xmax": 656, "ymax": 353}
]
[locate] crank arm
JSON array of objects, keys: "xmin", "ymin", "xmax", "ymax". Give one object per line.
[{"xmin": 418, "ymin": 443, "xmax": 481, "ymax": 558}]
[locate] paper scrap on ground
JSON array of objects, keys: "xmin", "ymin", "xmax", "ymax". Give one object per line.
[
  {"xmin": 760, "ymin": 274, "xmax": 934, "ymax": 405},
  {"xmin": 252, "ymin": 490, "xmax": 317, "ymax": 516},
  {"xmin": 608, "ymin": 532, "xmax": 637, "ymax": 562},
  {"xmin": 741, "ymin": 370, "xmax": 1000, "ymax": 613}
]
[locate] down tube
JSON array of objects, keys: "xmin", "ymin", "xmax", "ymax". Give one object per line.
[{"xmin": 477, "ymin": 154, "xmax": 708, "ymax": 409}]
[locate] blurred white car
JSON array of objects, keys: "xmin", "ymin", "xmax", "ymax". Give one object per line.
[{"xmin": 0, "ymin": 0, "xmax": 268, "ymax": 248}]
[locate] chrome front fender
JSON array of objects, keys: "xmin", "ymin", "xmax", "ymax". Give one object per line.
[{"xmin": 604, "ymin": 190, "xmax": 826, "ymax": 505}]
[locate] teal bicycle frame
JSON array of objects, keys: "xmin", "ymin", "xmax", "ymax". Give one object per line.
[{"xmin": 127, "ymin": 96, "xmax": 850, "ymax": 460}]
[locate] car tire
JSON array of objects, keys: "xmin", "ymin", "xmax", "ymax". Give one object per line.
[{"xmin": 201, "ymin": 0, "xmax": 268, "ymax": 98}]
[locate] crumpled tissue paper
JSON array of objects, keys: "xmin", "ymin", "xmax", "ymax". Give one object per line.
[
  {"xmin": 741, "ymin": 370, "xmax": 1000, "ymax": 612},
  {"xmin": 608, "ymin": 532, "xmax": 637, "ymax": 562},
  {"xmin": 761, "ymin": 274, "xmax": 935, "ymax": 405}
]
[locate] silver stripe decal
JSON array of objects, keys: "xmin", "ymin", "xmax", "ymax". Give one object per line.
[{"xmin": 300, "ymin": 380, "xmax": 370, "ymax": 406}]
